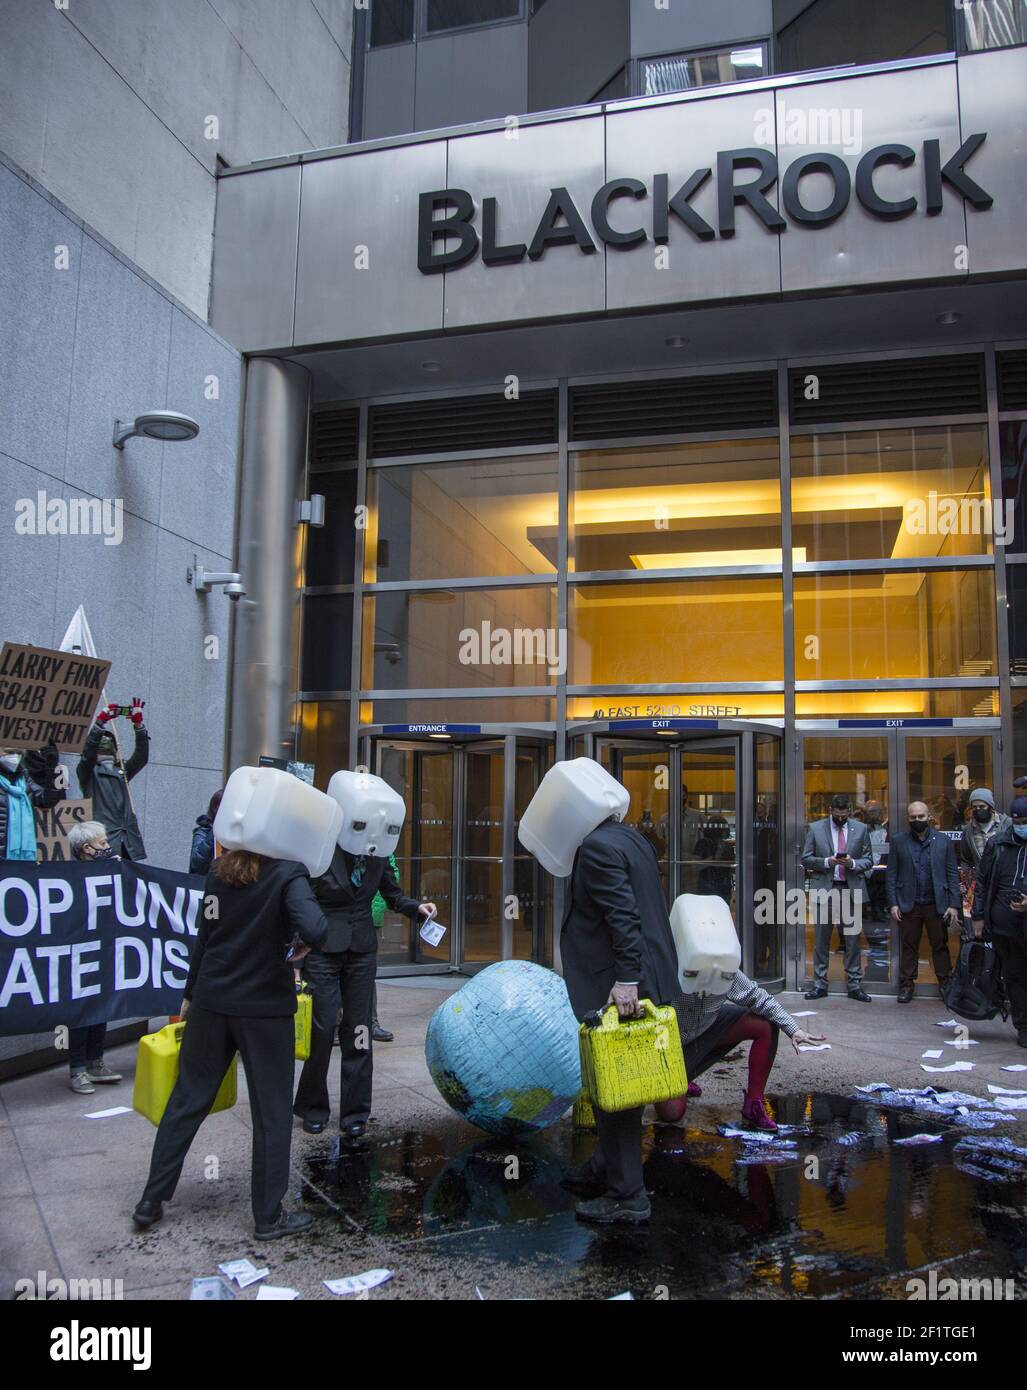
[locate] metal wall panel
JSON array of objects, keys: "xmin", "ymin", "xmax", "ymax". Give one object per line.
[
  {"xmin": 778, "ymin": 65, "xmax": 969, "ymax": 293},
  {"xmin": 956, "ymin": 46, "xmax": 1027, "ymax": 276},
  {"xmin": 363, "ymin": 44, "xmax": 417, "ymax": 141},
  {"xmin": 442, "ymin": 114, "xmax": 607, "ymax": 329},
  {"xmin": 294, "ymin": 142, "xmax": 448, "ymax": 346},
  {"xmin": 629, "ymin": 0, "xmax": 773, "ymax": 58},
  {"xmin": 414, "ymin": 26, "xmax": 528, "ymax": 132},
  {"xmin": 604, "ymin": 89, "xmax": 782, "ymax": 310},
  {"xmin": 210, "ymin": 164, "xmax": 300, "ymax": 352}
]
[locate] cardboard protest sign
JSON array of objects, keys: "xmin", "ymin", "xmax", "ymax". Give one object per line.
[
  {"xmin": 0, "ymin": 643, "xmax": 110, "ymax": 754},
  {"xmin": 34, "ymin": 798, "xmax": 94, "ymax": 863}
]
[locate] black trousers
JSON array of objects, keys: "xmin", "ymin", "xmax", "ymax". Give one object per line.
[
  {"xmin": 141, "ymin": 1005, "xmax": 294, "ymax": 1226},
  {"xmin": 294, "ymin": 948, "xmax": 376, "ymax": 1129},
  {"xmin": 899, "ymin": 903, "xmax": 952, "ymax": 990},
  {"xmin": 994, "ymin": 933, "xmax": 1027, "ymax": 1030},
  {"xmin": 68, "ymin": 1023, "xmax": 106, "ymax": 1072}
]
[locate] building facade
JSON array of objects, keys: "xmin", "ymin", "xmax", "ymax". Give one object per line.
[{"xmin": 211, "ymin": 5, "xmax": 1027, "ymax": 996}]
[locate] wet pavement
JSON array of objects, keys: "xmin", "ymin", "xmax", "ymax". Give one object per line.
[{"xmin": 295, "ymin": 1085, "xmax": 1027, "ymax": 1300}]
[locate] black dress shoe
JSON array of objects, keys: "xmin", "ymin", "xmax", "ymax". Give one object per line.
[
  {"xmin": 255, "ymin": 1208, "xmax": 314, "ymax": 1241},
  {"xmin": 372, "ymin": 1022, "xmax": 394, "ymax": 1043},
  {"xmin": 302, "ymin": 1118, "xmax": 327, "ymax": 1134},
  {"xmin": 132, "ymin": 1199, "xmax": 163, "ymax": 1229},
  {"xmin": 575, "ymin": 1193, "xmax": 651, "ymax": 1225},
  {"xmin": 803, "ymin": 986, "xmax": 828, "ymax": 1000},
  {"xmin": 339, "ymin": 1122, "xmax": 369, "ymax": 1152},
  {"xmin": 848, "ymin": 988, "xmax": 872, "ymax": 1003},
  {"xmin": 897, "ymin": 987, "xmax": 914, "ymax": 1003}
]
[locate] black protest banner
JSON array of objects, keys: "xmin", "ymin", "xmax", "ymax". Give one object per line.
[
  {"xmin": 0, "ymin": 642, "xmax": 111, "ymax": 753},
  {"xmin": 0, "ymin": 860, "xmax": 205, "ymax": 1034}
]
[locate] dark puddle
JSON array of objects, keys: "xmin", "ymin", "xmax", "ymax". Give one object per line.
[{"xmin": 299, "ymin": 1093, "xmax": 1027, "ymax": 1299}]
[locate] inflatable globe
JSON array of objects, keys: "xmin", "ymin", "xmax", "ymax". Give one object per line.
[{"xmin": 425, "ymin": 960, "xmax": 581, "ymax": 1136}]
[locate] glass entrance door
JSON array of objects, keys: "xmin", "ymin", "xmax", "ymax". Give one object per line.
[
  {"xmin": 797, "ymin": 728, "xmax": 1001, "ymax": 994},
  {"xmin": 371, "ymin": 734, "xmax": 552, "ymax": 972}
]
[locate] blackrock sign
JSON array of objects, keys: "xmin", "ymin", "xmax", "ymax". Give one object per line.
[{"xmin": 417, "ymin": 135, "xmax": 992, "ymax": 273}]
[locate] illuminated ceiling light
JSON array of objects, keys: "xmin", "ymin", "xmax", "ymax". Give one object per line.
[
  {"xmin": 428, "ymin": 733, "xmax": 451, "ymax": 739},
  {"xmin": 630, "ymin": 547, "xmax": 807, "ymax": 569}
]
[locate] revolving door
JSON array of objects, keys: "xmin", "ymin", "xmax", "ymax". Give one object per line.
[
  {"xmin": 358, "ymin": 726, "xmax": 554, "ymax": 975},
  {"xmin": 572, "ymin": 721, "xmax": 784, "ymax": 987}
]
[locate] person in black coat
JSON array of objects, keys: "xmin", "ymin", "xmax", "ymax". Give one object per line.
[
  {"xmin": 189, "ymin": 788, "xmax": 223, "ymax": 875},
  {"xmin": 293, "ymin": 846, "xmax": 434, "ymax": 1146},
  {"xmin": 77, "ymin": 699, "xmax": 149, "ymax": 860},
  {"xmin": 133, "ymin": 852, "xmax": 330, "ymax": 1239},
  {"xmin": 972, "ymin": 798, "xmax": 1027, "ymax": 1049},
  {"xmin": 885, "ymin": 801, "xmax": 961, "ymax": 1002},
  {"xmin": 560, "ymin": 815, "xmax": 681, "ymax": 1225}
]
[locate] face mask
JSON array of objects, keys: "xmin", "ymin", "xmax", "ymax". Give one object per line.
[
  {"xmin": 0, "ymin": 753, "xmax": 22, "ymax": 777},
  {"xmin": 832, "ymin": 813, "xmax": 849, "ymax": 827},
  {"xmin": 972, "ymin": 807, "xmax": 992, "ymax": 823},
  {"xmin": 1013, "ymin": 825, "xmax": 1027, "ymax": 840},
  {"xmin": 86, "ymin": 846, "xmax": 116, "ymax": 860},
  {"xmin": 910, "ymin": 819, "xmax": 930, "ymax": 836}
]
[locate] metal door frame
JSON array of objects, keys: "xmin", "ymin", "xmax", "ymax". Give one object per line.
[
  {"xmin": 361, "ymin": 725, "xmax": 554, "ymax": 975},
  {"xmin": 792, "ymin": 721, "xmax": 1004, "ymax": 995}
]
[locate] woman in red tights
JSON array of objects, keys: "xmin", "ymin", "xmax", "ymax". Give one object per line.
[{"xmin": 656, "ymin": 973, "xmax": 826, "ymax": 1131}]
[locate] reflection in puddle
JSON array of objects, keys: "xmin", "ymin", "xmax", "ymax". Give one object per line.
[{"xmin": 300, "ymin": 1092, "xmax": 1027, "ymax": 1298}]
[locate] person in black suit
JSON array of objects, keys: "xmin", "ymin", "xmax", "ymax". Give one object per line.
[
  {"xmin": 133, "ymin": 851, "xmax": 330, "ymax": 1239},
  {"xmin": 293, "ymin": 847, "xmax": 434, "ymax": 1146},
  {"xmin": 885, "ymin": 800, "xmax": 960, "ymax": 1002},
  {"xmin": 560, "ymin": 815, "xmax": 681, "ymax": 1225}
]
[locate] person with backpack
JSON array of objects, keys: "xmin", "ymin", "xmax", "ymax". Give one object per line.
[
  {"xmin": 972, "ymin": 796, "xmax": 1027, "ymax": 1049},
  {"xmin": 958, "ymin": 788, "xmax": 1010, "ymax": 920}
]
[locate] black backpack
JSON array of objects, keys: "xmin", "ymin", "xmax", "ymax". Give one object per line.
[{"xmin": 942, "ymin": 936, "xmax": 1008, "ymax": 1022}]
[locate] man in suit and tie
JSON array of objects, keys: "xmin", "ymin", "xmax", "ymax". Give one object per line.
[
  {"xmin": 885, "ymin": 800, "xmax": 960, "ymax": 1002},
  {"xmin": 293, "ymin": 846, "xmax": 435, "ymax": 1146},
  {"xmin": 560, "ymin": 814, "xmax": 681, "ymax": 1226},
  {"xmin": 801, "ymin": 794, "xmax": 874, "ymax": 1002}
]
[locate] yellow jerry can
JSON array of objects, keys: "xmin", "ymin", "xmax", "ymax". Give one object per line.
[
  {"xmin": 133, "ymin": 1021, "xmax": 238, "ymax": 1127},
  {"xmin": 572, "ymin": 1090, "xmax": 597, "ymax": 1130},
  {"xmin": 578, "ymin": 999, "xmax": 687, "ymax": 1113},
  {"xmin": 294, "ymin": 986, "xmax": 312, "ymax": 1061}
]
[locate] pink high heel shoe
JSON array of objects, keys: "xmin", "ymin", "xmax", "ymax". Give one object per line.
[{"xmin": 740, "ymin": 1093, "xmax": 778, "ymax": 1132}]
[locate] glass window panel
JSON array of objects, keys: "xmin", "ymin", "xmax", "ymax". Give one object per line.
[
  {"xmin": 367, "ymin": 696, "xmax": 555, "ymax": 723},
  {"xmin": 1000, "ymin": 421, "xmax": 1027, "ymax": 553},
  {"xmin": 1014, "ymin": 690, "xmax": 1027, "ymax": 782},
  {"xmin": 678, "ymin": 747, "xmax": 737, "ymax": 918},
  {"xmin": 1008, "ymin": 565, "xmax": 1027, "ymax": 675},
  {"xmin": 426, "ymin": 0, "xmax": 521, "ymax": 34},
  {"xmin": 571, "ymin": 439, "xmax": 781, "ymax": 574},
  {"xmin": 302, "ymin": 593, "xmax": 353, "ymax": 692},
  {"xmin": 362, "ymin": 585, "xmax": 558, "ymax": 689},
  {"xmin": 464, "ymin": 746, "xmax": 505, "ymax": 858},
  {"xmin": 775, "ymin": 0, "xmax": 950, "ymax": 77},
  {"xmin": 306, "ymin": 470, "xmax": 357, "ymax": 586},
  {"xmin": 377, "ymin": 746, "xmax": 454, "ymax": 964},
  {"xmin": 958, "ymin": 0, "xmax": 1027, "ymax": 50},
  {"xmin": 297, "ymin": 701, "xmax": 351, "ymax": 790},
  {"xmin": 905, "ymin": 734, "xmax": 994, "ymax": 832},
  {"xmin": 370, "ymin": 0, "xmax": 415, "ymax": 46},
  {"xmin": 366, "ymin": 454, "xmax": 557, "ymax": 581},
  {"xmin": 791, "ymin": 426, "xmax": 992, "ymax": 562},
  {"xmin": 571, "ymin": 577, "xmax": 784, "ymax": 685},
  {"xmin": 796, "ymin": 689, "xmax": 998, "ymax": 719},
  {"xmin": 643, "ymin": 43, "xmax": 767, "ymax": 95},
  {"xmin": 794, "ymin": 569, "xmax": 997, "ymax": 681}
]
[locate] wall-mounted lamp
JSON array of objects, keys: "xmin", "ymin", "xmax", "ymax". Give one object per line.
[
  {"xmin": 190, "ymin": 563, "xmax": 246, "ymax": 602},
  {"xmin": 113, "ymin": 410, "xmax": 200, "ymax": 449}
]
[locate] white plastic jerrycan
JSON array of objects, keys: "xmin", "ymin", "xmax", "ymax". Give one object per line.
[
  {"xmin": 213, "ymin": 766, "xmax": 343, "ymax": 879},
  {"xmin": 327, "ymin": 769, "xmax": 406, "ymax": 858},
  {"xmin": 517, "ymin": 757, "xmax": 630, "ymax": 878},
  {"xmin": 670, "ymin": 893, "xmax": 741, "ymax": 995}
]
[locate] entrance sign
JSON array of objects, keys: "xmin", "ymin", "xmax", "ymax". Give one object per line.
[
  {"xmin": 0, "ymin": 642, "xmax": 110, "ymax": 753},
  {"xmin": 381, "ymin": 724, "xmax": 482, "ymax": 735}
]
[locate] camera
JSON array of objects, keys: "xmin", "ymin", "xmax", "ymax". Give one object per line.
[{"xmin": 224, "ymin": 581, "xmax": 246, "ymax": 602}]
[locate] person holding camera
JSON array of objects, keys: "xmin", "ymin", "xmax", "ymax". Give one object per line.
[{"xmin": 77, "ymin": 697, "xmax": 149, "ymax": 860}]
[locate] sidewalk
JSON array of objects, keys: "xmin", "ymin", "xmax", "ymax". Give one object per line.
[{"xmin": 2, "ymin": 982, "xmax": 1025, "ymax": 1301}]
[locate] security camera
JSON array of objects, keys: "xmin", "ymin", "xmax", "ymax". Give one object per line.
[{"xmin": 224, "ymin": 581, "xmax": 246, "ymax": 601}]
